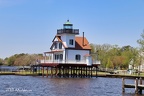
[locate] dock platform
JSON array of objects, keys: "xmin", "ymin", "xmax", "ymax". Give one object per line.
[{"xmin": 122, "ymin": 78, "xmax": 144, "ymax": 94}]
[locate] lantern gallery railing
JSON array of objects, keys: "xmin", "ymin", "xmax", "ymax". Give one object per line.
[{"xmin": 57, "ymin": 29, "xmax": 79, "ymax": 34}]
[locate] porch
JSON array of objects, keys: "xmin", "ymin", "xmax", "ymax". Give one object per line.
[{"xmin": 40, "ymin": 59, "xmax": 101, "ymax": 65}]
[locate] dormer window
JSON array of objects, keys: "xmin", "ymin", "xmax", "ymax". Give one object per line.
[
  {"xmin": 59, "ymin": 43, "xmax": 62, "ymax": 49},
  {"xmin": 69, "ymin": 39, "xmax": 73, "ymax": 45}
]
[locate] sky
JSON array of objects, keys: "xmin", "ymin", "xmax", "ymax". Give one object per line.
[{"xmin": 0, "ymin": 0, "xmax": 144, "ymax": 59}]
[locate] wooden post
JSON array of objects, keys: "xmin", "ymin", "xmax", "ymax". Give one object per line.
[
  {"xmin": 55, "ymin": 67, "xmax": 58, "ymax": 76},
  {"xmin": 76, "ymin": 67, "xmax": 77, "ymax": 77},
  {"xmin": 59, "ymin": 66, "xmax": 61, "ymax": 77},
  {"xmin": 63, "ymin": 66, "xmax": 64, "ymax": 77},
  {"xmin": 96, "ymin": 66, "xmax": 97, "ymax": 78},
  {"xmin": 86, "ymin": 67, "xmax": 87, "ymax": 77},
  {"xmin": 71, "ymin": 66, "xmax": 72, "ymax": 77},
  {"xmin": 39, "ymin": 66, "xmax": 40, "ymax": 74},
  {"xmin": 32, "ymin": 66, "xmax": 34, "ymax": 74},
  {"xmin": 122, "ymin": 78, "xmax": 125, "ymax": 92},
  {"xmin": 68, "ymin": 67, "xmax": 69, "ymax": 78},
  {"xmin": 91, "ymin": 66, "xmax": 92, "ymax": 78},
  {"xmin": 46, "ymin": 67, "xmax": 48, "ymax": 77},
  {"xmin": 51, "ymin": 67, "xmax": 53, "ymax": 77},
  {"xmin": 135, "ymin": 78, "xmax": 138, "ymax": 94},
  {"xmin": 80, "ymin": 67, "xmax": 82, "ymax": 78},
  {"xmin": 140, "ymin": 77, "xmax": 142, "ymax": 85},
  {"xmin": 36, "ymin": 66, "xmax": 37, "ymax": 74},
  {"xmin": 139, "ymin": 77, "xmax": 142, "ymax": 94},
  {"xmin": 42, "ymin": 67, "xmax": 44, "ymax": 77}
]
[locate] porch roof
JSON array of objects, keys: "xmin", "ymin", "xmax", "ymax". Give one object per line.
[{"xmin": 44, "ymin": 50, "xmax": 63, "ymax": 54}]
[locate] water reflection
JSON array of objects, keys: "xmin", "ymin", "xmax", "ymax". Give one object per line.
[{"xmin": 0, "ymin": 76, "xmax": 143, "ymax": 96}]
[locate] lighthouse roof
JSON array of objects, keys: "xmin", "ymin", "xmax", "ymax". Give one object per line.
[
  {"xmin": 65, "ymin": 20, "xmax": 71, "ymax": 24},
  {"xmin": 50, "ymin": 36, "xmax": 91, "ymax": 50},
  {"xmin": 75, "ymin": 37, "xmax": 91, "ymax": 50}
]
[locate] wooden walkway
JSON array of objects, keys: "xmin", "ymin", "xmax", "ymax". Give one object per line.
[{"xmin": 122, "ymin": 78, "xmax": 144, "ymax": 94}]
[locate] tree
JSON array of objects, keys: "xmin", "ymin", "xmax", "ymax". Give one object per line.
[
  {"xmin": 0, "ymin": 58, "xmax": 3, "ymax": 65},
  {"xmin": 137, "ymin": 31, "xmax": 144, "ymax": 73},
  {"xmin": 111, "ymin": 56, "xmax": 125, "ymax": 69},
  {"xmin": 7, "ymin": 56, "xmax": 16, "ymax": 66},
  {"xmin": 120, "ymin": 46, "xmax": 138, "ymax": 69},
  {"xmin": 137, "ymin": 31, "xmax": 144, "ymax": 51},
  {"xmin": 90, "ymin": 43, "xmax": 139, "ymax": 70},
  {"xmin": 106, "ymin": 58, "xmax": 113, "ymax": 69},
  {"xmin": 5, "ymin": 53, "xmax": 44, "ymax": 66}
]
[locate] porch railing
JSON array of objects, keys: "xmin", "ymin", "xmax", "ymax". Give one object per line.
[{"xmin": 40, "ymin": 60, "xmax": 101, "ymax": 65}]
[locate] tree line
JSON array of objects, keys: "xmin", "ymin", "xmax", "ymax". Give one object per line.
[
  {"xmin": 0, "ymin": 53, "xmax": 43, "ymax": 66},
  {"xmin": 90, "ymin": 31, "xmax": 144, "ymax": 70},
  {"xmin": 0, "ymin": 32, "xmax": 144, "ymax": 69},
  {"xmin": 90, "ymin": 44, "xmax": 139, "ymax": 70}
]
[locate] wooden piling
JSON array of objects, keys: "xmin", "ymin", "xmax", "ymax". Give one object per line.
[
  {"xmin": 135, "ymin": 78, "xmax": 138, "ymax": 94},
  {"xmin": 91, "ymin": 67, "xmax": 92, "ymax": 77},
  {"xmin": 71, "ymin": 66, "xmax": 72, "ymax": 77},
  {"xmin": 122, "ymin": 78, "xmax": 125, "ymax": 92},
  {"xmin": 32, "ymin": 66, "xmax": 34, "ymax": 74},
  {"xmin": 80, "ymin": 67, "xmax": 81, "ymax": 77},
  {"xmin": 75, "ymin": 67, "xmax": 78, "ymax": 77},
  {"xmin": 42, "ymin": 67, "xmax": 44, "ymax": 77},
  {"xmin": 139, "ymin": 77, "xmax": 142, "ymax": 94},
  {"xmin": 62, "ymin": 66, "xmax": 63, "ymax": 77},
  {"xmin": 57, "ymin": 66, "xmax": 60, "ymax": 77},
  {"xmin": 85, "ymin": 67, "xmax": 87, "ymax": 77},
  {"xmin": 46, "ymin": 67, "xmax": 48, "ymax": 77},
  {"xmin": 31, "ymin": 64, "xmax": 100, "ymax": 78},
  {"xmin": 39, "ymin": 66, "xmax": 40, "ymax": 74},
  {"xmin": 140, "ymin": 77, "xmax": 142, "ymax": 85},
  {"xmin": 51, "ymin": 67, "xmax": 53, "ymax": 77},
  {"xmin": 96, "ymin": 66, "xmax": 97, "ymax": 78}
]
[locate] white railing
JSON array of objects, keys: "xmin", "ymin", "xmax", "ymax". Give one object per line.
[
  {"xmin": 40, "ymin": 60, "xmax": 101, "ymax": 65},
  {"xmin": 93, "ymin": 61, "xmax": 101, "ymax": 64}
]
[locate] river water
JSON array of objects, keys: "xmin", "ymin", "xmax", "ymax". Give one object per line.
[{"xmin": 0, "ymin": 75, "xmax": 143, "ymax": 96}]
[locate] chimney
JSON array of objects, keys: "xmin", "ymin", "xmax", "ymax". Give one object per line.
[{"xmin": 83, "ymin": 32, "xmax": 84, "ymax": 46}]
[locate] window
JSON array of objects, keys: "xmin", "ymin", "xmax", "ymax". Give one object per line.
[
  {"xmin": 55, "ymin": 43, "xmax": 57, "ymax": 49},
  {"xmin": 55, "ymin": 55, "xmax": 57, "ymax": 60},
  {"xmin": 75, "ymin": 54, "xmax": 81, "ymax": 61},
  {"xmin": 60, "ymin": 54, "xmax": 63, "ymax": 60},
  {"xmin": 54, "ymin": 54, "xmax": 59, "ymax": 60},
  {"xmin": 69, "ymin": 39, "xmax": 73, "ymax": 45},
  {"xmin": 64, "ymin": 25, "xmax": 72, "ymax": 29},
  {"xmin": 59, "ymin": 43, "xmax": 62, "ymax": 49},
  {"xmin": 55, "ymin": 54, "xmax": 62, "ymax": 60}
]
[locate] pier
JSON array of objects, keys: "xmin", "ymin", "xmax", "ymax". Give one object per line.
[
  {"xmin": 122, "ymin": 78, "xmax": 144, "ymax": 94},
  {"xmin": 31, "ymin": 63, "xmax": 98, "ymax": 78}
]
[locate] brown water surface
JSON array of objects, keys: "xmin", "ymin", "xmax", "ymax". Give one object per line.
[{"xmin": 0, "ymin": 76, "xmax": 143, "ymax": 96}]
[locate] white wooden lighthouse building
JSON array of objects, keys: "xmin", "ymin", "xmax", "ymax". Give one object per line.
[{"xmin": 41, "ymin": 20, "xmax": 100, "ymax": 65}]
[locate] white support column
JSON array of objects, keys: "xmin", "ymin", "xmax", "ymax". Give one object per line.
[
  {"xmin": 63, "ymin": 50, "xmax": 66, "ymax": 63},
  {"xmin": 52, "ymin": 53, "xmax": 54, "ymax": 62},
  {"xmin": 44, "ymin": 53, "xmax": 46, "ymax": 63}
]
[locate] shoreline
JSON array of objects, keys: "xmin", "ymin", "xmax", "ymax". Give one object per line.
[{"xmin": 0, "ymin": 72, "xmax": 143, "ymax": 79}]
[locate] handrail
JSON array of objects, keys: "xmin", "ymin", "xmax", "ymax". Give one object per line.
[{"xmin": 40, "ymin": 59, "xmax": 101, "ymax": 64}]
